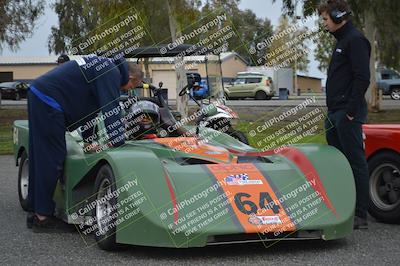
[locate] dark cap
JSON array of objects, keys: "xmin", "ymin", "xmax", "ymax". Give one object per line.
[{"xmin": 57, "ymin": 54, "xmax": 70, "ymax": 64}]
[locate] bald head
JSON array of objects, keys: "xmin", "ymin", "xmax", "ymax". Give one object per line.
[
  {"xmin": 127, "ymin": 62, "xmax": 143, "ymax": 80},
  {"xmin": 120, "ymin": 62, "xmax": 144, "ymax": 92}
]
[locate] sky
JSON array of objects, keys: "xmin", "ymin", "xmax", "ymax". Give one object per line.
[{"xmin": 0, "ymin": 0, "xmax": 326, "ymax": 81}]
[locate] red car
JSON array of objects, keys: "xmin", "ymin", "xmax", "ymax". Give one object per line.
[{"xmin": 364, "ymin": 124, "xmax": 400, "ymax": 223}]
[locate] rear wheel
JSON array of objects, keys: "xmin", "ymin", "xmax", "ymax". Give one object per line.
[
  {"xmin": 93, "ymin": 165, "xmax": 118, "ymax": 250},
  {"xmin": 368, "ymin": 151, "xmax": 400, "ymax": 223},
  {"xmin": 255, "ymin": 91, "xmax": 267, "ymax": 100},
  {"xmin": 18, "ymin": 151, "xmax": 29, "ymax": 211},
  {"xmin": 390, "ymin": 87, "xmax": 400, "ymax": 100}
]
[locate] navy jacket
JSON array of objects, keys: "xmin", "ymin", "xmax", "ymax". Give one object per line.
[
  {"xmin": 32, "ymin": 55, "xmax": 127, "ymax": 147},
  {"xmin": 326, "ymin": 21, "xmax": 371, "ymax": 120}
]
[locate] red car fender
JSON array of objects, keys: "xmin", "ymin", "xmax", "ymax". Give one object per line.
[{"xmin": 363, "ymin": 124, "xmax": 400, "ymax": 159}]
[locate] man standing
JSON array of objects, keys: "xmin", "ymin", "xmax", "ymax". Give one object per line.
[
  {"xmin": 27, "ymin": 55, "xmax": 143, "ymax": 231},
  {"xmin": 319, "ymin": 0, "xmax": 371, "ymax": 229}
]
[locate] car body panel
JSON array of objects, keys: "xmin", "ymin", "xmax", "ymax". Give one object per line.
[
  {"xmin": 0, "ymin": 81, "xmax": 28, "ymax": 100},
  {"xmin": 363, "ymin": 124, "xmax": 400, "ymax": 159},
  {"xmin": 13, "ymin": 118, "xmax": 355, "ymax": 247}
]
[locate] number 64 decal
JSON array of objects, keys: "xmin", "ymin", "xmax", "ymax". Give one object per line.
[{"xmin": 234, "ymin": 192, "xmax": 281, "ymax": 215}]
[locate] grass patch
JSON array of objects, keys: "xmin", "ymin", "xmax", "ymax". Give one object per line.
[
  {"xmin": 367, "ymin": 109, "xmax": 400, "ymax": 124},
  {"xmin": 236, "ymin": 120, "xmax": 327, "ymax": 151},
  {"xmin": 0, "ymin": 107, "xmax": 399, "ymax": 155},
  {"xmin": 0, "ymin": 108, "xmax": 27, "ymax": 155}
]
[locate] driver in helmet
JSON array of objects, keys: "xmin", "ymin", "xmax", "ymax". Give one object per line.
[{"xmin": 125, "ymin": 100, "xmax": 161, "ymax": 140}]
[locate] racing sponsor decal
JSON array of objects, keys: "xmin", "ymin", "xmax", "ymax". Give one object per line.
[
  {"xmin": 207, "ymin": 163, "xmax": 296, "ymax": 233},
  {"xmin": 13, "ymin": 128, "xmax": 18, "ymax": 145},
  {"xmin": 248, "ymin": 215, "xmax": 282, "ymax": 225},
  {"xmin": 225, "ymin": 146, "xmax": 337, "ymax": 217},
  {"xmin": 224, "ymin": 173, "xmax": 263, "ymax": 185}
]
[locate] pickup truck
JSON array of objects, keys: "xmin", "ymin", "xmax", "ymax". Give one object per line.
[{"xmin": 376, "ymin": 68, "xmax": 400, "ymax": 100}]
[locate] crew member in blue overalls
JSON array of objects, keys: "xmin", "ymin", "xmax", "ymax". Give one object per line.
[{"xmin": 27, "ymin": 55, "xmax": 143, "ymax": 231}]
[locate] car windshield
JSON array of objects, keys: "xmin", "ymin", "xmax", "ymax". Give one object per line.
[
  {"xmin": 380, "ymin": 69, "xmax": 400, "ymax": 79},
  {"xmin": 392, "ymin": 72, "xmax": 400, "ymax": 79},
  {"xmin": 0, "ymin": 82, "xmax": 16, "ymax": 88}
]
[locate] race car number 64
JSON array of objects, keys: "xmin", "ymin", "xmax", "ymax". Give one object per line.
[{"xmin": 234, "ymin": 192, "xmax": 281, "ymax": 215}]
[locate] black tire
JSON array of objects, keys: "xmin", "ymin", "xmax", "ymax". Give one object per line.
[
  {"xmin": 14, "ymin": 92, "xmax": 21, "ymax": 101},
  {"xmin": 93, "ymin": 165, "xmax": 118, "ymax": 250},
  {"xmin": 255, "ymin": 91, "xmax": 267, "ymax": 100},
  {"xmin": 390, "ymin": 87, "xmax": 400, "ymax": 100},
  {"xmin": 228, "ymin": 129, "xmax": 249, "ymax": 144},
  {"xmin": 18, "ymin": 151, "xmax": 30, "ymax": 211},
  {"xmin": 368, "ymin": 151, "xmax": 400, "ymax": 223}
]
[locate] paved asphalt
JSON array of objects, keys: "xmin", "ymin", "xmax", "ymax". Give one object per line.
[{"xmin": 1, "ymin": 155, "xmax": 399, "ymax": 265}]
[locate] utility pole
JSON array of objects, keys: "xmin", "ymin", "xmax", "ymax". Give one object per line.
[
  {"xmin": 166, "ymin": 0, "xmax": 188, "ymax": 118},
  {"xmin": 293, "ymin": 0, "xmax": 299, "ymax": 95}
]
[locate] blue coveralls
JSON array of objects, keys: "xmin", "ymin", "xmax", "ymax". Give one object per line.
[{"xmin": 28, "ymin": 55, "xmax": 128, "ymax": 216}]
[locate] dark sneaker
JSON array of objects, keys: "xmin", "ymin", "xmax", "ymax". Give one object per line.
[
  {"xmin": 354, "ymin": 216, "xmax": 368, "ymax": 230},
  {"xmin": 26, "ymin": 212, "xmax": 34, "ymax": 229},
  {"xmin": 32, "ymin": 215, "xmax": 75, "ymax": 233}
]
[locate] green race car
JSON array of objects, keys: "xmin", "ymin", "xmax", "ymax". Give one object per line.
[
  {"xmin": 13, "ymin": 46, "xmax": 356, "ymax": 250},
  {"xmin": 13, "ymin": 92, "xmax": 355, "ymax": 250}
]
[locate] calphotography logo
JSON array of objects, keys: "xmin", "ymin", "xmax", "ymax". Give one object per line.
[{"xmin": 224, "ymin": 173, "xmax": 263, "ymax": 185}]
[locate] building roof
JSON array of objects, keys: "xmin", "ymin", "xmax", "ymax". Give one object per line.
[
  {"xmin": 297, "ymin": 74, "xmax": 322, "ymax": 80},
  {"xmin": 0, "ymin": 52, "xmax": 248, "ymax": 66},
  {"xmin": 0, "ymin": 56, "xmax": 59, "ymax": 65}
]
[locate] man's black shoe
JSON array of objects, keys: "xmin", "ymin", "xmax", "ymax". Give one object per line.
[
  {"xmin": 354, "ymin": 216, "xmax": 368, "ymax": 230},
  {"xmin": 32, "ymin": 215, "xmax": 75, "ymax": 233},
  {"xmin": 26, "ymin": 212, "xmax": 34, "ymax": 229}
]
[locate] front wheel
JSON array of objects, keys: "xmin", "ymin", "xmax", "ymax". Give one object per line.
[
  {"xmin": 390, "ymin": 87, "xmax": 400, "ymax": 100},
  {"xmin": 93, "ymin": 164, "xmax": 118, "ymax": 250},
  {"xmin": 368, "ymin": 151, "xmax": 400, "ymax": 223},
  {"xmin": 18, "ymin": 151, "xmax": 30, "ymax": 211},
  {"xmin": 255, "ymin": 91, "xmax": 267, "ymax": 100}
]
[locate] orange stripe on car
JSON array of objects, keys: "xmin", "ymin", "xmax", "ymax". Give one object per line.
[
  {"xmin": 155, "ymin": 137, "xmax": 231, "ymax": 163},
  {"xmin": 206, "ymin": 163, "xmax": 296, "ymax": 233}
]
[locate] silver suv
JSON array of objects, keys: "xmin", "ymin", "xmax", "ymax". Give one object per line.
[{"xmin": 224, "ymin": 72, "xmax": 274, "ymax": 100}]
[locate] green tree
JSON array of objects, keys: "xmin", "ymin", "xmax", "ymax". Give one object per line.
[
  {"xmin": 313, "ymin": 26, "xmax": 335, "ymax": 72},
  {"xmin": 277, "ymin": 0, "xmax": 400, "ymax": 111},
  {"xmin": 201, "ymin": 0, "xmax": 273, "ymax": 64},
  {"xmin": 266, "ymin": 15, "xmax": 310, "ymax": 72},
  {"xmin": 0, "ymin": 0, "xmax": 45, "ymax": 52}
]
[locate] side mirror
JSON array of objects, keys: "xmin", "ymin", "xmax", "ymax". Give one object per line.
[{"xmin": 159, "ymin": 81, "xmax": 163, "ymax": 88}]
